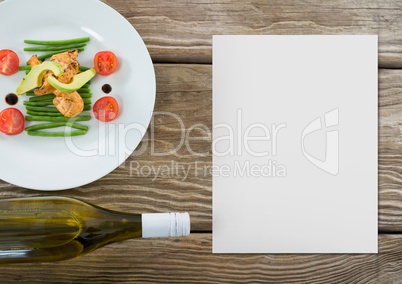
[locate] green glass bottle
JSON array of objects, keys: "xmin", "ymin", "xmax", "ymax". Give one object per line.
[{"xmin": 0, "ymin": 196, "xmax": 190, "ymax": 264}]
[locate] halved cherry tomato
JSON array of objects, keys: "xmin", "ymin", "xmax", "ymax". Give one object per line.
[
  {"xmin": 93, "ymin": 96, "xmax": 119, "ymax": 122},
  {"xmin": 0, "ymin": 49, "xmax": 19, "ymax": 75},
  {"xmin": 0, "ymin": 108, "xmax": 24, "ymax": 135},
  {"xmin": 94, "ymin": 51, "xmax": 118, "ymax": 75}
]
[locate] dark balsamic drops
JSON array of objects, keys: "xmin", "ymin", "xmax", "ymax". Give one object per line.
[
  {"xmin": 102, "ymin": 84, "xmax": 112, "ymax": 94},
  {"xmin": 5, "ymin": 93, "xmax": 18, "ymax": 105}
]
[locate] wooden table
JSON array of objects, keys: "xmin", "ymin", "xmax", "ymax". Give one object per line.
[{"xmin": 1, "ymin": 0, "xmax": 402, "ymax": 282}]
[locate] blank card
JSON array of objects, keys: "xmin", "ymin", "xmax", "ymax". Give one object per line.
[{"xmin": 213, "ymin": 35, "xmax": 378, "ymax": 253}]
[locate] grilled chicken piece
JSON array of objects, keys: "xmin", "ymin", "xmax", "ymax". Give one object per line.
[
  {"xmin": 53, "ymin": 90, "xmax": 84, "ymax": 118},
  {"xmin": 33, "ymin": 73, "xmax": 56, "ymax": 95},
  {"xmin": 27, "ymin": 55, "xmax": 41, "ymax": 67},
  {"xmin": 33, "ymin": 49, "xmax": 80, "ymax": 96},
  {"xmin": 50, "ymin": 49, "xmax": 79, "ymax": 84},
  {"xmin": 26, "ymin": 55, "xmax": 54, "ymax": 96}
]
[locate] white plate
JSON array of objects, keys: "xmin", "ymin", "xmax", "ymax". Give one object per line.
[{"xmin": 0, "ymin": 0, "xmax": 155, "ymax": 190}]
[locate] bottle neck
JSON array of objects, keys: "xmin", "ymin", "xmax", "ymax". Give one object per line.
[{"xmin": 141, "ymin": 213, "xmax": 190, "ymax": 238}]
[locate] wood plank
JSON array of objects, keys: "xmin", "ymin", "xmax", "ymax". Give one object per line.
[
  {"xmin": 379, "ymin": 69, "xmax": 402, "ymax": 232},
  {"xmin": 1, "ymin": 65, "xmax": 402, "ymax": 232},
  {"xmin": 104, "ymin": 0, "xmax": 402, "ymax": 68},
  {"xmin": 0, "ymin": 234, "xmax": 401, "ymax": 283}
]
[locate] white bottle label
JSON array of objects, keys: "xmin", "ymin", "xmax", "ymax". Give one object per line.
[{"xmin": 142, "ymin": 213, "xmax": 190, "ymax": 238}]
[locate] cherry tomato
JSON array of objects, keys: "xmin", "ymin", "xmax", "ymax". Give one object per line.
[
  {"xmin": 94, "ymin": 51, "xmax": 118, "ymax": 75},
  {"xmin": 93, "ymin": 96, "xmax": 119, "ymax": 122},
  {"xmin": 0, "ymin": 108, "xmax": 24, "ymax": 135},
  {"xmin": 0, "ymin": 49, "xmax": 19, "ymax": 75}
]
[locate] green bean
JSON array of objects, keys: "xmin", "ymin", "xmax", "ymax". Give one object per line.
[
  {"xmin": 78, "ymin": 88, "xmax": 91, "ymax": 93},
  {"xmin": 27, "ymin": 130, "xmax": 87, "ymax": 137},
  {"xmin": 29, "ymin": 94, "xmax": 55, "ymax": 102},
  {"xmin": 25, "ymin": 115, "xmax": 91, "ymax": 122},
  {"xmin": 24, "ymin": 37, "xmax": 90, "ymax": 45},
  {"xmin": 25, "ymin": 106, "xmax": 61, "ymax": 113},
  {"xmin": 25, "ymin": 92, "xmax": 36, "ymax": 96},
  {"xmin": 78, "ymin": 93, "xmax": 92, "ymax": 98},
  {"xmin": 77, "ymin": 112, "xmax": 91, "ymax": 116},
  {"xmin": 25, "ymin": 122, "xmax": 88, "ymax": 131},
  {"xmin": 83, "ymin": 105, "xmax": 91, "ymax": 111},
  {"xmin": 26, "ymin": 111, "xmax": 64, "ymax": 117},
  {"xmin": 24, "ymin": 43, "xmax": 87, "ymax": 52},
  {"xmin": 19, "ymin": 65, "xmax": 31, "ymax": 71},
  {"xmin": 27, "ymin": 110, "xmax": 91, "ymax": 117},
  {"xmin": 37, "ymin": 47, "xmax": 85, "ymax": 61},
  {"xmin": 79, "ymin": 66, "xmax": 91, "ymax": 71},
  {"xmin": 24, "ymin": 100, "xmax": 53, "ymax": 107}
]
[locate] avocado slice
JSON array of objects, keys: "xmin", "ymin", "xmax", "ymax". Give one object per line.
[
  {"xmin": 16, "ymin": 61, "xmax": 64, "ymax": 95},
  {"xmin": 47, "ymin": 68, "xmax": 96, "ymax": 93}
]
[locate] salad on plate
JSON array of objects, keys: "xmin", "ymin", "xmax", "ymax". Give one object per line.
[{"xmin": 0, "ymin": 37, "xmax": 120, "ymax": 137}]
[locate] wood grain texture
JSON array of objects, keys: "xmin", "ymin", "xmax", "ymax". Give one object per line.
[
  {"xmin": 102, "ymin": 0, "xmax": 402, "ymax": 68},
  {"xmin": 1, "ymin": 65, "xmax": 402, "ymax": 233},
  {"xmin": 379, "ymin": 69, "xmax": 402, "ymax": 232},
  {"xmin": 0, "ymin": 234, "xmax": 401, "ymax": 283}
]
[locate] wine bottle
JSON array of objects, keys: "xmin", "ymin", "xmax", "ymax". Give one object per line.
[{"xmin": 0, "ymin": 196, "xmax": 190, "ymax": 264}]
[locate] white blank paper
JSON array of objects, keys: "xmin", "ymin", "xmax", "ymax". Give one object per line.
[{"xmin": 213, "ymin": 35, "xmax": 378, "ymax": 253}]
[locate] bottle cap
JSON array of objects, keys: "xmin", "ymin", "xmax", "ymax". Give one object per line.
[{"xmin": 142, "ymin": 212, "xmax": 190, "ymax": 238}]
